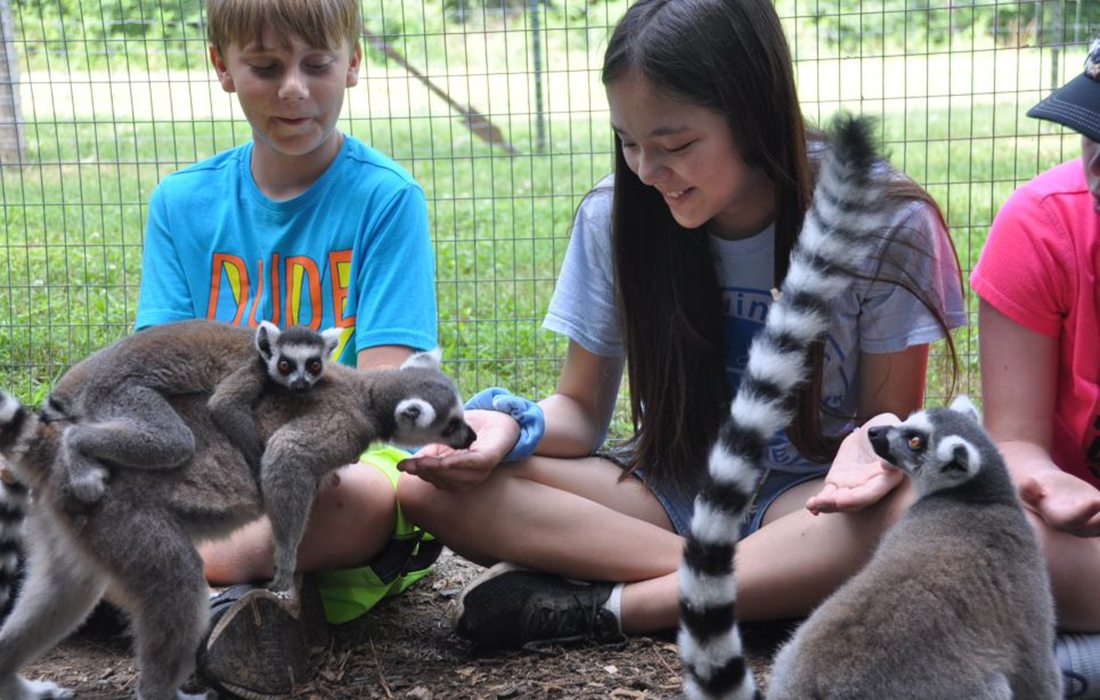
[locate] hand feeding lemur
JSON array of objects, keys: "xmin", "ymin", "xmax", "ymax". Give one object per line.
[
  {"xmin": 677, "ymin": 116, "xmax": 1061, "ymax": 700},
  {"xmin": 0, "ymin": 321, "xmax": 476, "ymax": 700},
  {"xmin": 208, "ymin": 321, "xmax": 342, "ymax": 472},
  {"xmin": 760, "ymin": 397, "xmax": 1061, "ymax": 699}
]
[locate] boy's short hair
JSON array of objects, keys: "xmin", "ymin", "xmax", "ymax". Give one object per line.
[{"xmin": 206, "ymin": 0, "xmax": 361, "ymax": 54}]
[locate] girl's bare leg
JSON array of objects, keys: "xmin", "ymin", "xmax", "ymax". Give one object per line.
[{"xmin": 399, "ymin": 457, "xmax": 916, "ymax": 633}]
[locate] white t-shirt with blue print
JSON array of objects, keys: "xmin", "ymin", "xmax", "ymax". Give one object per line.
[{"xmin": 544, "ymin": 174, "xmax": 967, "ymax": 475}]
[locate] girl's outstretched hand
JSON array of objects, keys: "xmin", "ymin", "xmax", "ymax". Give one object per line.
[
  {"xmin": 396, "ymin": 409, "xmax": 520, "ymax": 491},
  {"xmin": 806, "ymin": 412, "xmax": 905, "ymax": 515},
  {"xmin": 1019, "ymin": 469, "xmax": 1100, "ymax": 537}
]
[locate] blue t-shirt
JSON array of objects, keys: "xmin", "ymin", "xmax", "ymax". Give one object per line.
[
  {"xmin": 135, "ymin": 135, "xmax": 437, "ymax": 366},
  {"xmin": 545, "ymin": 174, "xmax": 967, "ymax": 475}
]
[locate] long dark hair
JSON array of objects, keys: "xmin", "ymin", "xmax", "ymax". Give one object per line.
[{"xmin": 601, "ymin": 0, "xmax": 959, "ymax": 491}]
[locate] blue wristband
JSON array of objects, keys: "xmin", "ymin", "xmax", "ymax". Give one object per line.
[{"xmin": 464, "ymin": 387, "xmax": 545, "ymax": 462}]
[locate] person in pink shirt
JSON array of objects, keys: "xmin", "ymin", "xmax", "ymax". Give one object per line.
[{"xmin": 971, "ymin": 31, "xmax": 1100, "ymax": 698}]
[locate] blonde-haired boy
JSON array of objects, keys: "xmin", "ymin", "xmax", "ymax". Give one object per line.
[{"xmin": 136, "ymin": 0, "xmax": 439, "ymax": 696}]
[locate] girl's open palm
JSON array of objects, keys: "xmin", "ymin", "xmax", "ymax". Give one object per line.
[
  {"xmin": 397, "ymin": 409, "xmax": 519, "ymax": 491},
  {"xmin": 806, "ymin": 413, "xmax": 905, "ymax": 515}
]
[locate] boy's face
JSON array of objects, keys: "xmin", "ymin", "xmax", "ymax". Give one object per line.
[{"xmin": 210, "ymin": 29, "xmax": 361, "ymax": 161}]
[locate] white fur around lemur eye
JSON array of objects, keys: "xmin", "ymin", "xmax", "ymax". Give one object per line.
[{"xmin": 396, "ymin": 398, "xmax": 435, "ymax": 427}]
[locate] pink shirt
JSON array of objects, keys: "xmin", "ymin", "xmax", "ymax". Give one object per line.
[{"xmin": 971, "ymin": 159, "xmax": 1100, "ymax": 487}]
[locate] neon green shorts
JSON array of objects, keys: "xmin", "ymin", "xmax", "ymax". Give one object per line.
[{"xmin": 313, "ymin": 445, "xmax": 442, "ymax": 625}]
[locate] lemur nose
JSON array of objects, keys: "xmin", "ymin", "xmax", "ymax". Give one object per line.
[
  {"xmin": 866, "ymin": 426, "xmax": 891, "ymax": 459},
  {"xmin": 460, "ymin": 427, "xmax": 477, "ymax": 449}
]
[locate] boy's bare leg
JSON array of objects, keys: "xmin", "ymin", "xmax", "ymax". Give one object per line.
[{"xmin": 201, "ymin": 464, "xmax": 397, "ymax": 583}]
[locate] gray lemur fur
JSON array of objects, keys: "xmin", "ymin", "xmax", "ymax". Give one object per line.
[
  {"xmin": 764, "ymin": 396, "xmax": 1062, "ymax": 700},
  {"xmin": 0, "ymin": 320, "xmax": 476, "ymax": 700},
  {"xmin": 45, "ymin": 319, "xmax": 261, "ymax": 503},
  {"xmin": 208, "ymin": 321, "xmax": 342, "ymax": 472},
  {"xmin": 678, "ymin": 115, "xmax": 1060, "ymax": 700}
]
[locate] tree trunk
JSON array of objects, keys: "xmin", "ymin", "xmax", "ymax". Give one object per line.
[{"xmin": 0, "ymin": 0, "xmax": 25, "ymax": 165}]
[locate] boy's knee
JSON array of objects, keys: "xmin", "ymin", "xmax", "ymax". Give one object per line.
[
  {"xmin": 314, "ymin": 465, "xmax": 396, "ymax": 528},
  {"xmin": 395, "ymin": 471, "xmax": 433, "ymax": 520}
]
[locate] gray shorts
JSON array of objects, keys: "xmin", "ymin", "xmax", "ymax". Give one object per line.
[{"xmin": 631, "ymin": 465, "xmax": 825, "ymax": 540}]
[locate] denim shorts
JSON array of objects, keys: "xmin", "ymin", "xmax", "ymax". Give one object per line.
[{"xmin": 630, "ymin": 464, "xmax": 826, "ymax": 540}]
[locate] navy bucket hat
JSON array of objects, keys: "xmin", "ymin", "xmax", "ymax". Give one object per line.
[{"xmin": 1028, "ymin": 33, "xmax": 1100, "ymax": 143}]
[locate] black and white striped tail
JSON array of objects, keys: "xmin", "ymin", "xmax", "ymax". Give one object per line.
[
  {"xmin": 0, "ymin": 391, "xmax": 33, "ymax": 614},
  {"xmin": 678, "ymin": 115, "xmax": 889, "ymax": 700}
]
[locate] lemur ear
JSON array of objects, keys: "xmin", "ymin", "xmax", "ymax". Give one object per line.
[
  {"xmin": 948, "ymin": 444, "xmax": 971, "ymax": 472},
  {"xmin": 401, "ymin": 347, "xmax": 443, "ymax": 371},
  {"xmin": 320, "ymin": 327, "xmax": 342, "ymax": 356},
  {"xmin": 256, "ymin": 321, "xmax": 280, "ymax": 360},
  {"xmin": 949, "ymin": 395, "xmax": 981, "ymax": 423},
  {"xmin": 395, "ymin": 398, "xmax": 434, "ymax": 427}
]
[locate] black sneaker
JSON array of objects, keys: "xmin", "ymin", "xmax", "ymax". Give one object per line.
[
  {"xmin": 197, "ymin": 575, "xmax": 330, "ymax": 700},
  {"xmin": 451, "ymin": 562, "xmax": 625, "ymax": 650}
]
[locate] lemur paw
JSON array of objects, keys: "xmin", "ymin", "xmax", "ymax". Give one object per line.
[
  {"xmin": 269, "ymin": 586, "xmax": 297, "ymax": 603},
  {"xmin": 5, "ymin": 677, "xmax": 75, "ymax": 699},
  {"xmin": 67, "ymin": 466, "xmax": 108, "ymax": 502}
]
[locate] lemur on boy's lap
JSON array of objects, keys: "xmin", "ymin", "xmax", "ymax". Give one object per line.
[{"xmin": 0, "ymin": 319, "xmax": 476, "ymax": 700}]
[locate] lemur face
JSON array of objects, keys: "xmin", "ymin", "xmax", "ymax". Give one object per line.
[
  {"xmin": 392, "ymin": 374, "xmax": 476, "ymax": 450},
  {"xmin": 271, "ymin": 343, "xmax": 326, "ymax": 392},
  {"xmin": 867, "ymin": 397, "xmax": 986, "ymax": 497},
  {"xmin": 391, "ymin": 350, "xmax": 477, "ymax": 450},
  {"xmin": 256, "ymin": 322, "xmax": 341, "ymax": 393}
]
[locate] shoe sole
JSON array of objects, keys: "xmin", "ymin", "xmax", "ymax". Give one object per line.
[
  {"xmin": 201, "ymin": 588, "xmax": 311, "ymax": 698},
  {"xmin": 449, "ymin": 561, "xmax": 530, "ymax": 629}
]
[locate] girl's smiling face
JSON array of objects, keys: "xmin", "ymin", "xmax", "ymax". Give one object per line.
[{"xmin": 607, "ymin": 71, "xmax": 775, "ymax": 240}]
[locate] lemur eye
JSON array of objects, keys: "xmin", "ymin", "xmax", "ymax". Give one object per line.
[
  {"xmin": 908, "ymin": 435, "xmax": 924, "ymax": 450},
  {"xmin": 307, "ymin": 359, "xmax": 322, "ymax": 374},
  {"xmin": 277, "ymin": 359, "xmax": 293, "ymax": 375}
]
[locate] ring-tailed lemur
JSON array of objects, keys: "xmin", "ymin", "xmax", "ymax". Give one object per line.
[
  {"xmin": 678, "ymin": 119, "xmax": 1061, "ymax": 699},
  {"xmin": 46, "ymin": 320, "xmax": 263, "ymax": 503},
  {"xmin": 0, "ymin": 327, "xmax": 475, "ymax": 700},
  {"xmin": 209, "ymin": 321, "xmax": 342, "ymax": 472},
  {"xmin": 0, "ymin": 464, "xmax": 25, "ymax": 617},
  {"xmin": 53, "ymin": 320, "xmax": 339, "ymax": 499},
  {"xmin": 677, "ymin": 113, "xmax": 886, "ymax": 699},
  {"xmin": 763, "ymin": 397, "xmax": 1061, "ymax": 699}
]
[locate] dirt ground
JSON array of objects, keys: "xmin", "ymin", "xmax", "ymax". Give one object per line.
[{"xmin": 24, "ymin": 550, "xmax": 791, "ymax": 699}]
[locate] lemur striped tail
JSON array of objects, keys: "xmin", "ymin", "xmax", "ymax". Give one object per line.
[
  {"xmin": 0, "ymin": 391, "xmax": 32, "ymax": 613},
  {"xmin": 678, "ymin": 114, "xmax": 889, "ymax": 700}
]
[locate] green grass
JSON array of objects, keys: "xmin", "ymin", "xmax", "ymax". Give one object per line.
[
  {"xmin": 0, "ymin": 114, "xmax": 608, "ymax": 404},
  {"xmin": 0, "ymin": 95, "xmax": 1083, "ymax": 428}
]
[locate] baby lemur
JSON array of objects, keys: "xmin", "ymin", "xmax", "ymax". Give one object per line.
[
  {"xmin": 0, "ymin": 320, "xmax": 476, "ymax": 700},
  {"xmin": 764, "ymin": 397, "xmax": 1061, "ymax": 699},
  {"xmin": 209, "ymin": 320, "xmax": 342, "ymax": 472}
]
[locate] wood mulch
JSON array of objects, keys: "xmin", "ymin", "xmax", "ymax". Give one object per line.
[{"xmin": 24, "ymin": 550, "xmax": 791, "ymax": 699}]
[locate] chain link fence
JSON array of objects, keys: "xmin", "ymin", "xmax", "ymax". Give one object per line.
[{"xmin": 0, "ymin": 0, "xmax": 1097, "ymax": 420}]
